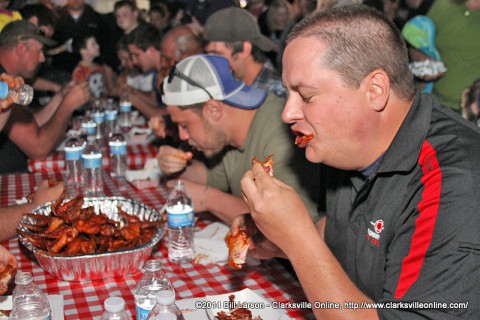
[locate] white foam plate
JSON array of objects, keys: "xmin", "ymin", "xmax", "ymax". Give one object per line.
[{"xmin": 176, "ymin": 297, "xmax": 208, "ymax": 320}]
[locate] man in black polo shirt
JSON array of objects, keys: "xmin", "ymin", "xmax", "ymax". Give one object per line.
[{"xmin": 238, "ymin": 5, "xmax": 480, "ymax": 319}]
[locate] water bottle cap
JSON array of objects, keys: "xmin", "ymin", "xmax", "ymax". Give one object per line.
[
  {"xmin": 173, "ymin": 180, "xmax": 184, "ymax": 189},
  {"xmin": 15, "ymin": 271, "xmax": 33, "ymax": 285},
  {"xmin": 108, "ymin": 132, "xmax": 126, "ymax": 143},
  {"xmin": 65, "ymin": 136, "xmax": 83, "ymax": 148},
  {"xmin": 20, "ymin": 84, "xmax": 34, "ymax": 105},
  {"xmin": 0, "ymin": 81, "xmax": 8, "ymax": 100},
  {"xmin": 104, "ymin": 296, "xmax": 125, "ymax": 313},
  {"xmin": 144, "ymin": 259, "xmax": 162, "ymax": 271},
  {"xmin": 155, "ymin": 290, "xmax": 175, "ymax": 305}
]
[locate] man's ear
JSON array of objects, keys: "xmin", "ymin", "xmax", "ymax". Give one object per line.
[
  {"xmin": 367, "ymin": 69, "xmax": 390, "ymax": 112},
  {"xmin": 241, "ymin": 41, "xmax": 253, "ymax": 57},
  {"xmin": 203, "ymin": 99, "xmax": 223, "ymax": 122}
]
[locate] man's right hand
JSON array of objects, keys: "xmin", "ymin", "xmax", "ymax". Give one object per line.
[
  {"xmin": 157, "ymin": 145, "xmax": 193, "ymax": 175},
  {"xmin": 61, "ymin": 81, "xmax": 90, "ymax": 111}
]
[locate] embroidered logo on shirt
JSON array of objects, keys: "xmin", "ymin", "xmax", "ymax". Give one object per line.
[{"xmin": 367, "ymin": 219, "xmax": 384, "ymax": 246}]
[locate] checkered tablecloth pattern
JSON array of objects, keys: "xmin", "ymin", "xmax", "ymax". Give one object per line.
[
  {"xmin": 0, "ymin": 172, "xmax": 314, "ymax": 319},
  {"xmin": 27, "ymin": 145, "xmax": 158, "ymax": 173}
]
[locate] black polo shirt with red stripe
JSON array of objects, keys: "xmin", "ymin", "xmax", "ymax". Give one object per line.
[{"xmin": 323, "ymin": 93, "xmax": 480, "ymax": 318}]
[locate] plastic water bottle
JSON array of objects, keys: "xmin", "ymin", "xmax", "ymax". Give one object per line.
[
  {"xmin": 105, "ymin": 106, "xmax": 119, "ymax": 138},
  {"xmin": 99, "ymin": 297, "xmax": 133, "ymax": 320},
  {"xmin": 81, "ymin": 135, "xmax": 104, "ymax": 197},
  {"xmin": 10, "ymin": 272, "xmax": 51, "ymax": 320},
  {"xmin": 146, "ymin": 290, "xmax": 184, "ymax": 320},
  {"xmin": 64, "ymin": 136, "xmax": 84, "ymax": 198},
  {"xmin": 0, "ymin": 80, "xmax": 34, "ymax": 106},
  {"xmin": 80, "ymin": 118, "xmax": 97, "ymax": 140},
  {"xmin": 109, "ymin": 132, "xmax": 127, "ymax": 178},
  {"xmin": 118, "ymin": 93, "xmax": 132, "ymax": 130},
  {"xmin": 134, "ymin": 260, "xmax": 173, "ymax": 320},
  {"xmin": 92, "ymin": 105, "xmax": 106, "ymax": 146},
  {"xmin": 166, "ymin": 181, "xmax": 195, "ymax": 263}
]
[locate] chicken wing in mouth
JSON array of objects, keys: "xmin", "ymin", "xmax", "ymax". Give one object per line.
[{"xmin": 293, "ymin": 131, "xmax": 314, "ymax": 148}]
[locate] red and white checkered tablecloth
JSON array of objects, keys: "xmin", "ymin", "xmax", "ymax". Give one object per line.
[
  {"xmin": 27, "ymin": 145, "xmax": 159, "ymax": 173},
  {"xmin": 0, "ymin": 171, "xmax": 315, "ymax": 319}
]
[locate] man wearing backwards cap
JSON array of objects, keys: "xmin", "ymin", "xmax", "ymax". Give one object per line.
[
  {"xmin": 0, "ymin": 20, "xmax": 90, "ymax": 173},
  {"xmin": 203, "ymin": 7, "xmax": 286, "ymax": 99},
  {"xmin": 157, "ymin": 54, "xmax": 320, "ymax": 224}
]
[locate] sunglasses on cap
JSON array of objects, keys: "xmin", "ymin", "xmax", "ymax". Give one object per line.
[{"xmin": 161, "ymin": 63, "xmax": 214, "ymax": 100}]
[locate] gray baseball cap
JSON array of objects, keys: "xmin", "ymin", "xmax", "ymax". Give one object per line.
[
  {"xmin": 0, "ymin": 20, "xmax": 57, "ymax": 47},
  {"xmin": 204, "ymin": 7, "xmax": 277, "ymax": 52}
]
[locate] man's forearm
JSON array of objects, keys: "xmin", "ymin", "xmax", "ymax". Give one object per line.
[
  {"xmin": 33, "ymin": 91, "xmax": 64, "ymax": 126},
  {"xmin": 0, "ymin": 202, "xmax": 39, "ymax": 242},
  {"xmin": 203, "ymin": 188, "xmax": 250, "ymax": 224}
]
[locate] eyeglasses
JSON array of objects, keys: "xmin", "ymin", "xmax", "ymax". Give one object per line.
[{"xmin": 167, "ymin": 63, "xmax": 213, "ymax": 99}]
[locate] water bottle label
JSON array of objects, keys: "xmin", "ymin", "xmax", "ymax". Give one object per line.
[
  {"xmin": 136, "ymin": 305, "xmax": 151, "ymax": 320},
  {"xmin": 167, "ymin": 210, "xmax": 194, "ymax": 227},
  {"xmin": 81, "ymin": 122, "xmax": 97, "ymax": 135},
  {"xmin": 105, "ymin": 110, "xmax": 118, "ymax": 120},
  {"xmin": 65, "ymin": 146, "xmax": 83, "ymax": 160},
  {"xmin": 92, "ymin": 112, "xmax": 105, "ymax": 124},
  {"xmin": 120, "ymin": 102, "xmax": 132, "ymax": 112},
  {"xmin": 0, "ymin": 81, "xmax": 8, "ymax": 99},
  {"xmin": 109, "ymin": 142, "xmax": 127, "ymax": 155},
  {"xmin": 82, "ymin": 153, "xmax": 102, "ymax": 168}
]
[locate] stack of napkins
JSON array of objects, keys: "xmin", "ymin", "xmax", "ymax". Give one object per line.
[
  {"xmin": 128, "ymin": 127, "xmax": 152, "ymax": 145},
  {"xmin": 125, "ymin": 158, "xmax": 162, "ymax": 189},
  {"xmin": 193, "ymin": 222, "xmax": 230, "ymax": 265}
]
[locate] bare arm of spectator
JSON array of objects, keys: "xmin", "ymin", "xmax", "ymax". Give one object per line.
[
  {"xmin": 3, "ymin": 82, "xmax": 90, "ymax": 160},
  {"xmin": 31, "ymin": 77, "xmax": 62, "ymax": 93},
  {"xmin": 0, "ymin": 180, "xmax": 65, "ymax": 242}
]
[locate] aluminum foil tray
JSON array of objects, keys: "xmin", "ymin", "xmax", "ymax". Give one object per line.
[{"xmin": 17, "ymin": 197, "xmax": 164, "ymax": 281}]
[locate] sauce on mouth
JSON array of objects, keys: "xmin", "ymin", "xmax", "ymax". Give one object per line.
[{"xmin": 294, "ymin": 132, "xmax": 314, "ymax": 147}]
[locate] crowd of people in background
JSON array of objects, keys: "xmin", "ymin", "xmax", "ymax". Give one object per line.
[
  {"xmin": 0, "ymin": 0, "xmax": 478, "ymax": 126},
  {"xmin": 0, "ymin": 0, "xmax": 479, "ymax": 318}
]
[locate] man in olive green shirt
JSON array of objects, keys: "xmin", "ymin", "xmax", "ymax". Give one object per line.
[{"xmin": 156, "ymin": 54, "xmax": 320, "ymax": 224}]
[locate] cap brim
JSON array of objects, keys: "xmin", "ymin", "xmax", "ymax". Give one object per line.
[
  {"xmin": 224, "ymin": 85, "xmax": 267, "ymax": 109},
  {"xmin": 34, "ymin": 35, "xmax": 57, "ymax": 47},
  {"xmin": 253, "ymin": 35, "xmax": 277, "ymax": 52}
]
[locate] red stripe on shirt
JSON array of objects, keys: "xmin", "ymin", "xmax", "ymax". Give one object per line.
[{"xmin": 394, "ymin": 140, "xmax": 442, "ymax": 299}]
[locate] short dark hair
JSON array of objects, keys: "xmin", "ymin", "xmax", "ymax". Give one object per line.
[
  {"xmin": 178, "ymin": 102, "xmax": 204, "ymax": 115},
  {"xmin": 114, "ymin": 0, "xmax": 137, "ymax": 12},
  {"xmin": 19, "ymin": 3, "xmax": 56, "ymax": 28},
  {"xmin": 127, "ymin": 23, "xmax": 161, "ymax": 51},
  {"xmin": 72, "ymin": 34, "xmax": 96, "ymax": 53},
  {"xmin": 287, "ymin": 4, "xmax": 415, "ymax": 100},
  {"xmin": 224, "ymin": 41, "xmax": 268, "ymax": 64},
  {"xmin": 149, "ymin": 5, "xmax": 167, "ymax": 17}
]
